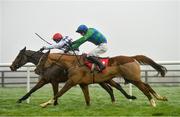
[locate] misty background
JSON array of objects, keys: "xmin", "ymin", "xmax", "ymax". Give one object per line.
[{"xmin": 0, "ymin": 0, "xmax": 180, "ymax": 63}]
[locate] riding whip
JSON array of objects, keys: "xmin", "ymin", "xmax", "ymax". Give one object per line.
[{"xmin": 35, "ymin": 33, "xmax": 52, "ymax": 45}]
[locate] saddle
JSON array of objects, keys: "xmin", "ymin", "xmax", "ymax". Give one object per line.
[{"xmin": 83, "ymin": 56, "xmax": 109, "ymax": 72}]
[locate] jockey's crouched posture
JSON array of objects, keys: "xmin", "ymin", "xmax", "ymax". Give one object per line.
[
  {"xmin": 40, "ymin": 24, "xmax": 108, "ymax": 72},
  {"xmin": 71, "ymin": 24, "xmax": 108, "ymax": 72},
  {"xmin": 40, "ymin": 33, "xmax": 79, "ymax": 54}
]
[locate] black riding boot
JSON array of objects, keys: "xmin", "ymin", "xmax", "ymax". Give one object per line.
[{"xmin": 86, "ymin": 56, "xmax": 105, "ymax": 72}]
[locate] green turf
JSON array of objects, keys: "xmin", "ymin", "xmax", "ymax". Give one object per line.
[{"xmin": 0, "ymin": 84, "xmax": 180, "ymax": 116}]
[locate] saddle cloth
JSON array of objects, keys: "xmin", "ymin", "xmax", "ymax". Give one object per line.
[{"xmin": 84, "ymin": 58, "xmax": 109, "ymax": 71}]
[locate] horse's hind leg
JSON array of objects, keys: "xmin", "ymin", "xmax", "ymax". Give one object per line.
[
  {"xmin": 79, "ymin": 84, "xmax": 91, "ymax": 106},
  {"xmin": 130, "ymin": 80, "xmax": 156, "ymax": 107},
  {"xmin": 107, "ymin": 80, "xmax": 137, "ymax": 100},
  {"xmin": 99, "ymin": 82, "xmax": 115, "ymax": 103},
  {"xmin": 143, "ymin": 83, "xmax": 168, "ymax": 101}
]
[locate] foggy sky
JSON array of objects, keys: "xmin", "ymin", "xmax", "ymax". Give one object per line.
[{"xmin": 0, "ymin": 0, "xmax": 180, "ymax": 63}]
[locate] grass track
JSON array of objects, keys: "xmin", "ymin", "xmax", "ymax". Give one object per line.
[{"xmin": 0, "ymin": 85, "xmax": 180, "ymax": 116}]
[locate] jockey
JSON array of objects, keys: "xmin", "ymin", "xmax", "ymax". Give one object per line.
[
  {"xmin": 40, "ymin": 33, "xmax": 78, "ymax": 54},
  {"xmin": 71, "ymin": 24, "xmax": 108, "ymax": 72}
]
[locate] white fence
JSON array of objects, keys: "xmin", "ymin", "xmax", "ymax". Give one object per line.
[
  {"xmin": 0, "ymin": 61, "xmax": 180, "ymax": 103},
  {"xmin": 0, "ymin": 63, "xmax": 35, "ymax": 103}
]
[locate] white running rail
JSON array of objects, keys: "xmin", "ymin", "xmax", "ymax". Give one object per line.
[{"xmin": 0, "ymin": 61, "xmax": 180, "ymax": 103}]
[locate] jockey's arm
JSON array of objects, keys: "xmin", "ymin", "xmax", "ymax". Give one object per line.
[
  {"xmin": 44, "ymin": 40, "xmax": 65, "ymax": 50},
  {"xmin": 71, "ymin": 30, "xmax": 93, "ymax": 50}
]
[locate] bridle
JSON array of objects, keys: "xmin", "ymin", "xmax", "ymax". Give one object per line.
[
  {"xmin": 24, "ymin": 50, "xmax": 43, "ymax": 63},
  {"xmin": 15, "ymin": 50, "xmax": 43, "ymax": 68}
]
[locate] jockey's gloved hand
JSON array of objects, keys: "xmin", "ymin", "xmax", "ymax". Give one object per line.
[
  {"xmin": 68, "ymin": 41, "xmax": 73, "ymax": 46},
  {"xmin": 64, "ymin": 47, "xmax": 70, "ymax": 53}
]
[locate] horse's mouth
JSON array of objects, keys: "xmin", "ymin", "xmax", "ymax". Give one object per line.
[
  {"xmin": 10, "ymin": 66, "xmax": 17, "ymax": 71},
  {"xmin": 34, "ymin": 68, "xmax": 41, "ymax": 75}
]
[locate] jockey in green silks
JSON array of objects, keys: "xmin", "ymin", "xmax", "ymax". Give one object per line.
[{"xmin": 71, "ymin": 24, "xmax": 108, "ymax": 72}]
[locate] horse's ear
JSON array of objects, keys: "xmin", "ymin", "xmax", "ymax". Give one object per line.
[
  {"xmin": 47, "ymin": 50, "xmax": 50, "ymax": 54},
  {"xmin": 43, "ymin": 50, "xmax": 50, "ymax": 57},
  {"xmin": 21, "ymin": 46, "xmax": 26, "ymax": 52}
]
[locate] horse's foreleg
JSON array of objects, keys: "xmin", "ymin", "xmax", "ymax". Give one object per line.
[
  {"xmin": 40, "ymin": 79, "xmax": 74, "ymax": 108},
  {"xmin": 51, "ymin": 82, "xmax": 59, "ymax": 106},
  {"xmin": 17, "ymin": 78, "xmax": 47, "ymax": 103},
  {"xmin": 107, "ymin": 80, "xmax": 137, "ymax": 100},
  {"xmin": 54, "ymin": 79, "xmax": 74, "ymax": 100},
  {"xmin": 79, "ymin": 84, "xmax": 90, "ymax": 106},
  {"xmin": 99, "ymin": 83, "xmax": 115, "ymax": 103},
  {"xmin": 143, "ymin": 83, "xmax": 168, "ymax": 101}
]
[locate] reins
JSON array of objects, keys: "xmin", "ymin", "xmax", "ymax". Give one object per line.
[
  {"xmin": 68, "ymin": 45, "xmax": 82, "ymax": 67},
  {"xmin": 51, "ymin": 49, "xmax": 83, "ymax": 69}
]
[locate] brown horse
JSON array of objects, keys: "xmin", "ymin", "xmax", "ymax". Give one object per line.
[
  {"xmin": 35, "ymin": 51, "xmax": 168, "ymax": 107},
  {"xmin": 10, "ymin": 47, "xmax": 136, "ymax": 106}
]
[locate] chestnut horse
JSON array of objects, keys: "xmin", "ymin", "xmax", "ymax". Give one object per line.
[
  {"xmin": 10, "ymin": 47, "xmax": 136, "ymax": 106},
  {"xmin": 35, "ymin": 51, "xmax": 168, "ymax": 107}
]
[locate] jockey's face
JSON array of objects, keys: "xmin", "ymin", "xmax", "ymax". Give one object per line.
[
  {"xmin": 80, "ymin": 32, "xmax": 85, "ymax": 36},
  {"xmin": 54, "ymin": 40, "xmax": 60, "ymax": 43}
]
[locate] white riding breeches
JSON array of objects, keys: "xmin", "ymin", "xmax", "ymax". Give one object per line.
[
  {"xmin": 68, "ymin": 50, "xmax": 79, "ymax": 55},
  {"xmin": 88, "ymin": 43, "xmax": 108, "ymax": 57}
]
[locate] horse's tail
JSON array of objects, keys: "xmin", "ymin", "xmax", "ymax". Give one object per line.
[{"xmin": 132, "ymin": 55, "xmax": 167, "ymax": 77}]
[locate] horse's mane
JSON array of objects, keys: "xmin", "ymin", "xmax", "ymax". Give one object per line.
[
  {"xmin": 26, "ymin": 50, "xmax": 44, "ymax": 55},
  {"xmin": 24, "ymin": 50, "xmax": 44, "ymax": 64}
]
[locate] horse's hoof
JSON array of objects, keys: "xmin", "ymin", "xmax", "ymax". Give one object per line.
[
  {"xmin": 16, "ymin": 100, "xmax": 22, "ymax": 103},
  {"xmin": 40, "ymin": 103, "xmax": 48, "ymax": 108},
  {"xmin": 131, "ymin": 96, "xmax": 137, "ymax": 100},
  {"xmin": 162, "ymin": 97, "xmax": 168, "ymax": 101},
  {"xmin": 112, "ymin": 101, "xmax": 115, "ymax": 105},
  {"xmin": 40, "ymin": 99, "xmax": 54, "ymax": 108},
  {"xmin": 150, "ymin": 99, "xmax": 156, "ymax": 107},
  {"xmin": 53, "ymin": 102, "xmax": 58, "ymax": 106}
]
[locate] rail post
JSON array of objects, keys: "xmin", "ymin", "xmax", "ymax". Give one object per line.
[
  {"xmin": 27, "ymin": 66, "xmax": 30, "ymax": 103},
  {"xmin": 1, "ymin": 72, "xmax": 5, "ymax": 87},
  {"xmin": 129, "ymin": 83, "xmax": 132, "ymax": 101},
  {"xmin": 145, "ymin": 71, "xmax": 148, "ymax": 83}
]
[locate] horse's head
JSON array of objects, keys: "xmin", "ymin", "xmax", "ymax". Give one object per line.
[
  {"xmin": 10, "ymin": 47, "xmax": 28, "ymax": 71},
  {"xmin": 10, "ymin": 47, "xmax": 44, "ymax": 71},
  {"xmin": 34, "ymin": 50, "xmax": 50, "ymax": 75}
]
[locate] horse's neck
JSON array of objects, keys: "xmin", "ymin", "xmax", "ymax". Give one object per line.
[
  {"xmin": 26, "ymin": 50, "xmax": 43, "ymax": 65},
  {"xmin": 49, "ymin": 53, "xmax": 82, "ymax": 68}
]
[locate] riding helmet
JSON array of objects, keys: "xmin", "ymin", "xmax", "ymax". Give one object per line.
[
  {"xmin": 52, "ymin": 33, "xmax": 63, "ymax": 41},
  {"xmin": 76, "ymin": 24, "xmax": 88, "ymax": 34}
]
